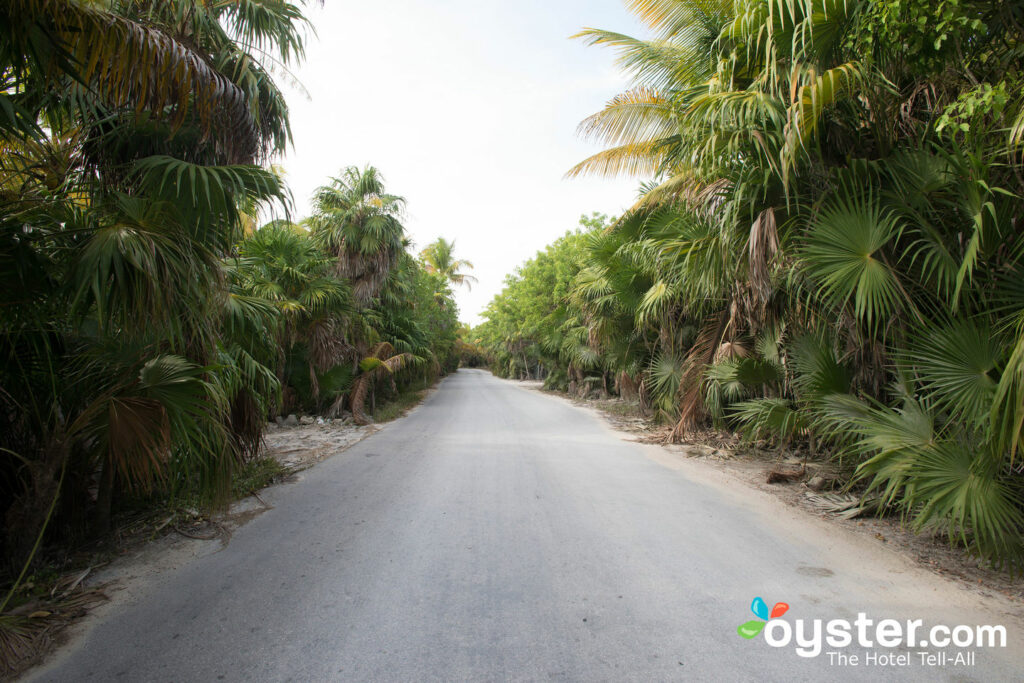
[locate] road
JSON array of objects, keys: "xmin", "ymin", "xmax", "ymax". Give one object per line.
[{"xmin": 33, "ymin": 370, "xmax": 1022, "ymax": 681}]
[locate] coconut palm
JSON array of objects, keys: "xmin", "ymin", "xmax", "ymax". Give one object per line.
[
  {"xmin": 348, "ymin": 342, "xmax": 417, "ymax": 425},
  {"xmin": 420, "ymin": 238, "xmax": 478, "ymax": 290}
]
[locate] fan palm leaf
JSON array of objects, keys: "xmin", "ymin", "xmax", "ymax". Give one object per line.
[
  {"xmin": 801, "ymin": 193, "xmax": 906, "ymax": 331},
  {"xmin": 902, "ymin": 320, "xmax": 1001, "ymax": 431}
]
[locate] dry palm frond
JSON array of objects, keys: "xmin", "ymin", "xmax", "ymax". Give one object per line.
[
  {"xmin": 803, "ymin": 492, "xmax": 881, "ymax": 520},
  {"xmin": 307, "ymin": 317, "xmax": 354, "ymax": 372},
  {"xmin": 103, "ymin": 396, "xmax": 171, "ymax": 490},
  {"xmin": 1, "ymin": 580, "xmax": 106, "ymax": 678},
  {"xmin": 334, "ymin": 244, "xmax": 400, "ymax": 305},
  {"xmin": 630, "ymin": 174, "xmax": 730, "ymax": 211},
  {"xmin": 228, "ymin": 389, "xmax": 264, "ymax": 462},
  {"xmin": 670, "ymin": 309, "xmax": 729, "ymax": 442},
  {"xmin": 747, "ymin": 207, "xmax": 778, "ymax": 308},
  {"xmin": 624, "ymin": 0, "xmax": 732, "ymax": 39},
  {"xmin": 577, "ymin": 87, "xmax": 677, "ymax": 147},
  {"xmin": 714, "ymin": 340, "xmax": 748, "ymax": 361}
]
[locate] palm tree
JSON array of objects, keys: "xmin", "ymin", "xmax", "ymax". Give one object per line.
[
  {"xmin": 529, "ymin": 0, "xmax": 1024, "ymax": 568},
  {"xmin": 232, "ymin": 221, "xmax": 354, "ymax": 408},
  {"xmin": 420, "ymin": 238, "xmax": 478, "ymax": 290},
  {"xmin": 0, "ymin": 0, "xmax": 311, "ymax": 565},
  {"xmin": 2, "ymin": 0, "xmax": 307, "ymax": 162},
  {"xmin": 349, "ymin": 343, "xmax": 417, "ymax": 425},
  {"xmin": 310, "ymin": 166, "xmax": 408, "ymax": 305},
  {"xmin": 566, "ymin": 0, "xmax": 734, "ymax": 207}
]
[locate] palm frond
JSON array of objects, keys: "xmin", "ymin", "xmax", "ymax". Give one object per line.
[{"xmin": 801, "ymin": 192, "xmax": 905, "ymax": 330}]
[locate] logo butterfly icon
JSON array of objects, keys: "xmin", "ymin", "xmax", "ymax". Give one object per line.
[{"xmin": 737, "ymin": 596, "xmax": 789, "ymax": 639}]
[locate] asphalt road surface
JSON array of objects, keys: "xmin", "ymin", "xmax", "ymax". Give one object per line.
[{"xmin": 33, "ymin": 370, "xmax": 1022, "ymax": 681}]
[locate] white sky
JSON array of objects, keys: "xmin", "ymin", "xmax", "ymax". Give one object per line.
[{"xmin": 277, "ymin": 1, "xmax": 646, "ymax": 326}]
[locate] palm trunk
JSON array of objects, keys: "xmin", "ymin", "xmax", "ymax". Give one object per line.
[
  {"xmin": 94, "ymin": 455, "xmax": 116, "ymax": 536},
  {"xmin": 4, "ymin": 439, "xmax": 68, "ymax": 571}
]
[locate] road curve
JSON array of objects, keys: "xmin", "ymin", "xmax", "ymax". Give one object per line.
[{"xmin": 32, "ymin": 370, "xmax": 1022, "ymax": 681}]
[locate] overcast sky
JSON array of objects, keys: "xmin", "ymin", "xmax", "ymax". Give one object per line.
[{"xmin": 277, "ymin": 1, "xmax": 645, "ymax": 326}]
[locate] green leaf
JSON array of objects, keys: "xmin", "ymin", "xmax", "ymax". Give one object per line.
[
  {"xmin": 904, "ymin": 320, "xmax": 1000, "ymax": 430},
  {"xmin": 802, "ymin": 193, "xmax": 904, "ymax": 330}
]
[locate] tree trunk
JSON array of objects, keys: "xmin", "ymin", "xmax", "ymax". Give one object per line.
[
  {"xmin": 4, "ymin": 440, "xmax": 67, "ymax": 571},
  {"xmin": 94, "ymin": 455, "xmax": 116, "ymax": 536}
]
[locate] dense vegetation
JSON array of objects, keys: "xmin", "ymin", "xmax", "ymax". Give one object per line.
[
  {"xmin": 0, "ymin": 1, "xmax": 460, "ymax": 574},
  {"xmin": 477, "ymin": 213, "xmax": 610, "ymax": 390},
  {"xmin": 479, "ymin": 0, "xmax": 1024, "ymax": 569}
]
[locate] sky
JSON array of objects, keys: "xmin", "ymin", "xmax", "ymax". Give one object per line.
[{"xmin": 276, "ymin": 0, "xmax": 647, "ymax": 326}]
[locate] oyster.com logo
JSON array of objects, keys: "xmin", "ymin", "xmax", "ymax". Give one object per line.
[
  {"xmin": 733, "ymin": 595, "xmax": 1006, "ymax": 666},
  {"xmin": 737, "ymin": 596, "xmax": 789, "ymax": 639}
]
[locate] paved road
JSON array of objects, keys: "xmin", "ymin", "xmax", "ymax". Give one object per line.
[{"xmin": 33, "ymin": 370, "xmax": 1021, "ymax": 681}]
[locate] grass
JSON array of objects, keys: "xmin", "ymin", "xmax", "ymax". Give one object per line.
[
  {"xmin": 373, "ymin": 388, "xmax": 429, "ymax": 423},
  {"xmin": 370, "ymin": 375, "xmax": 438, "ymax": 423},
  {"xmin": 230, "ymin": 456, "xmax": 289, "ymax": 499},
  {"xmin": 596, "ymin": 398, "xmax": 647, "ymax": 419}
]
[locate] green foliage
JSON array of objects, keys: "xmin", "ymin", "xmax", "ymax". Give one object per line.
[
  {"xmin": 0, "ymin": 0, "xmax": 316, "ymax": 567},
  {"xmin": 476, "ymin": 0, "xmax": 1024, "ymax": 569},
  {"xmin": 420, "ymin": 238, "xmax": 477, "ymax": 290},
  {"xmin": 850, "ymin": 0, "xmax": 989, "ymax": 75},
  {"xmin": 476, "ymin": 216, "xmax": 605, "ymax": 382},
  {"xmin": 801, "ymin": 195, "xmax": 904, "ymax": 331},
  {"xmin": 309, "ymin": 166, "xmax": 407, "ymax": 305},
  {"xmin": 0, "ymin": 1, "xmax": 461, "ymax": 572},
  {"xmin": 903, "ymin": 320, "xmax": 1001, "ymax": 431},
  {"xmin": 649, "ymin": 352, "xmax": 685, "ymax": 415},
  {"xmin": 372, "ymin": 382, "xmax": 432, "ymax": 423},
  {"xmin": 731, "ymin": 398, "xmax": 805, "ymax": 444},
  {"xmin": 850, "ymin": 399, "xmax": 1024, "ymax": 568},
  {"xmin": 231, "ymin": 457, "xmax": 289, "ymax": 500}
]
